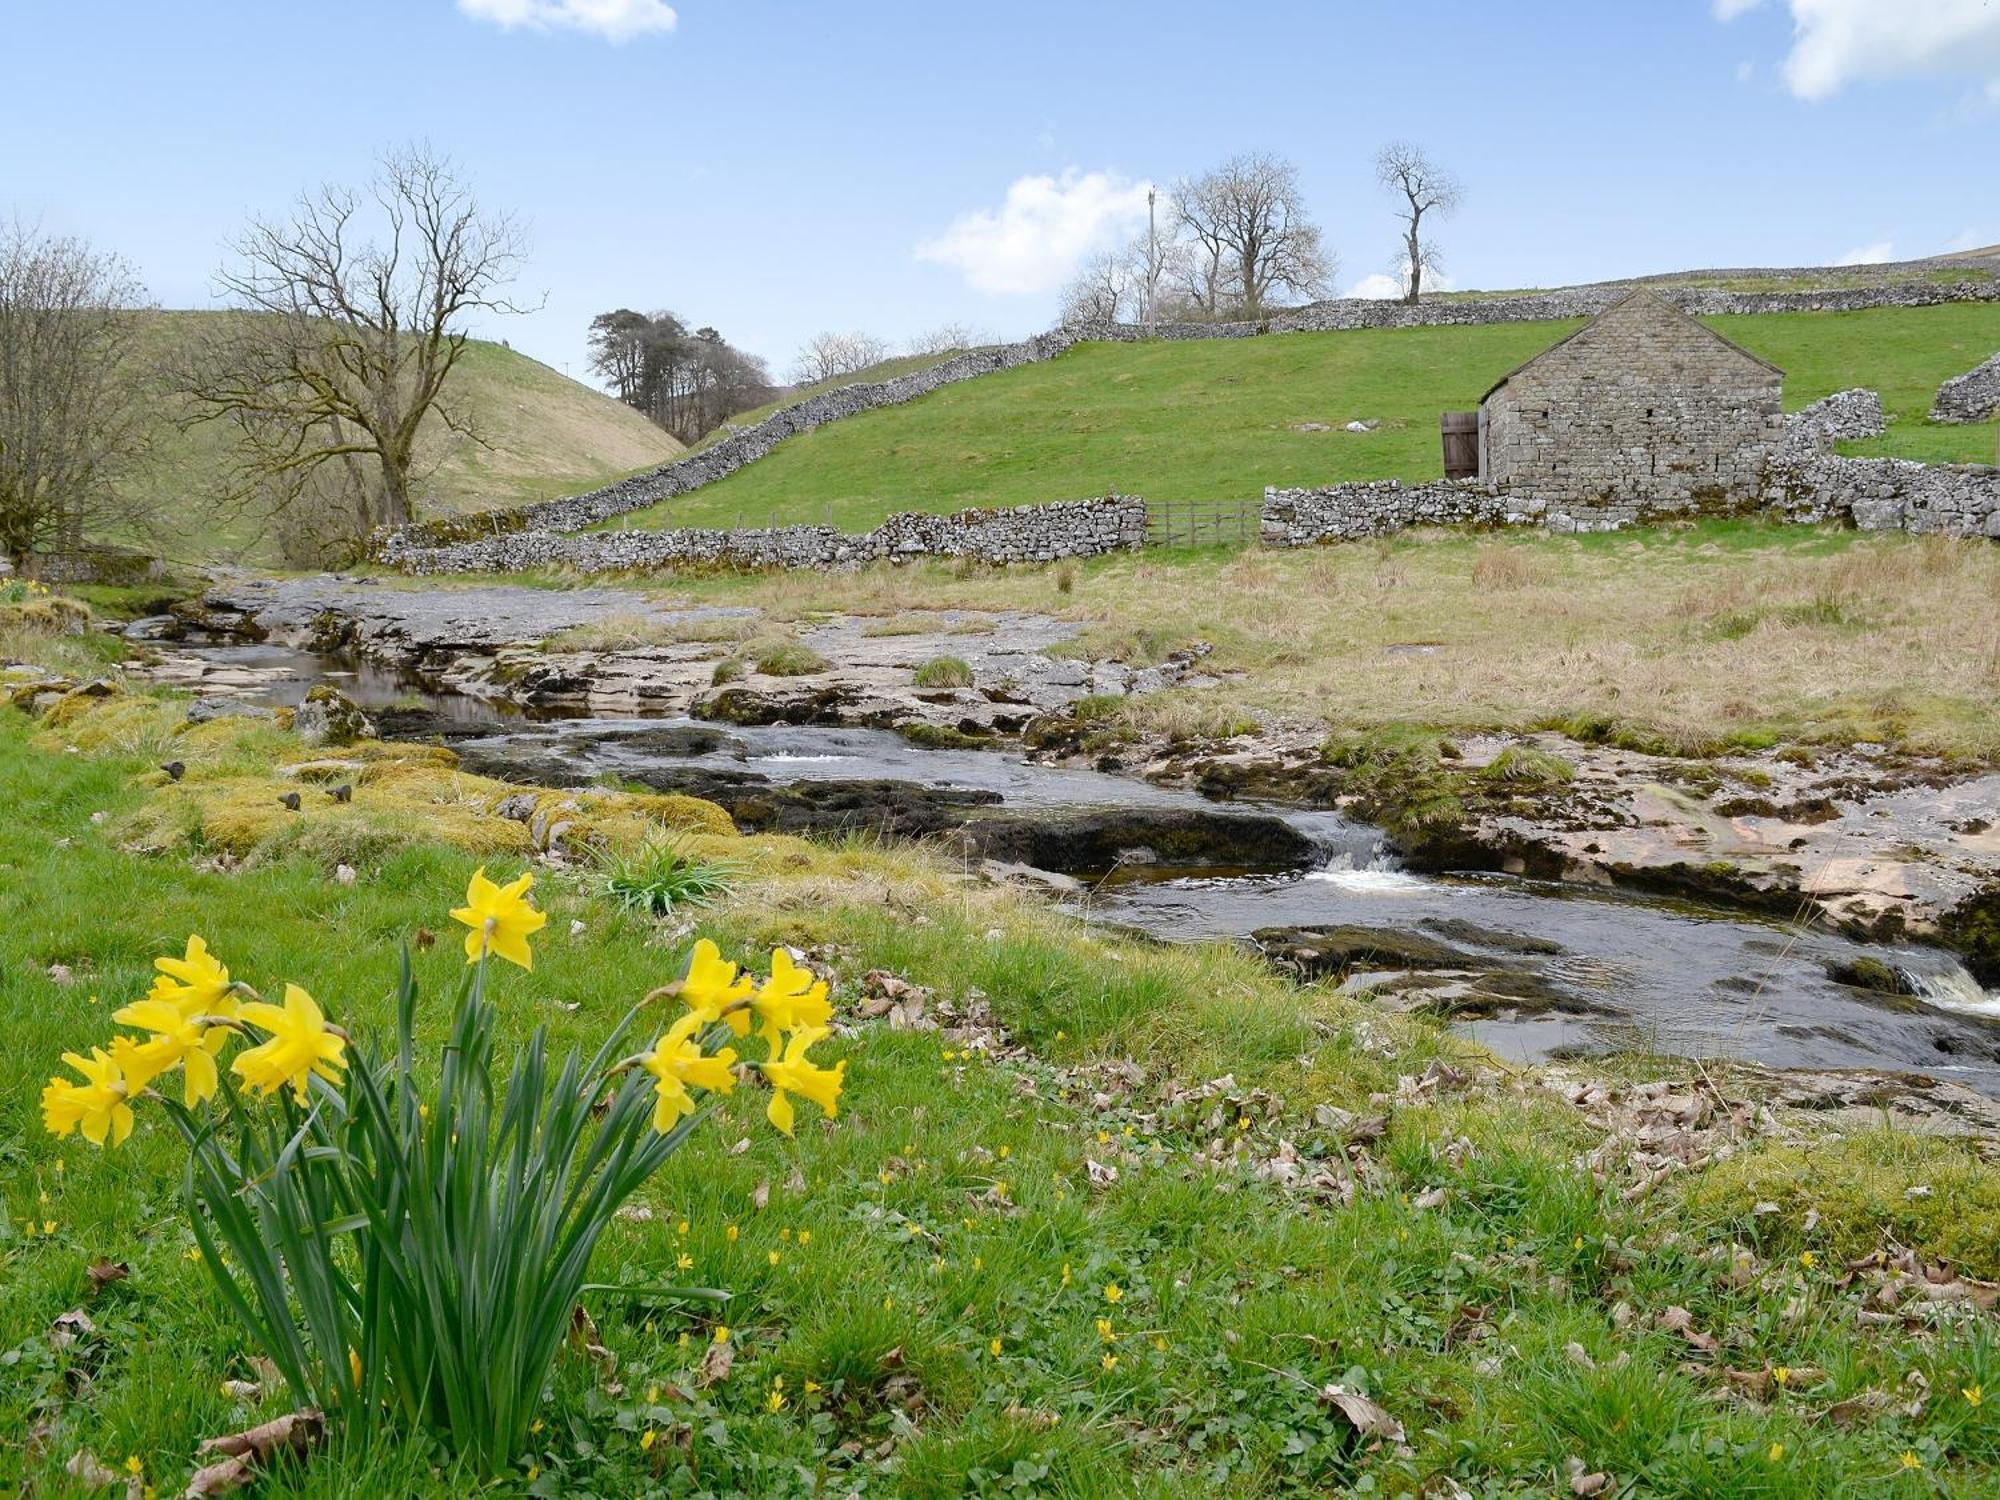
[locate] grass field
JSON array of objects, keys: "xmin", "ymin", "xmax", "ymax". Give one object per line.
[
  {"xmin": 123, "ymin": 313, "xmax": 682, "ymax": 565},
  {"xmin": 5, "ymin": 688, "xmax": 2000, "ymax": 1496},
  {"xmin": 606, "ymin": 304, "xmax": 2000, "ymax": 534}
]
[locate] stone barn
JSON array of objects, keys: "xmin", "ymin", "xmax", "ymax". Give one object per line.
[{"xmin": 1477, "ymin": 289, "xmax": 1783, "ymax": 506}]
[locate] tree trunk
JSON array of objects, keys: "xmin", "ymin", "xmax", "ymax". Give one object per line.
[
  {"xmin": 377, "ymin": 459, "xmax": 412, "ymax": 528},
  {"xmin": 1405, "ymin": 221, "xmax": 1423, "ymax": 305}
]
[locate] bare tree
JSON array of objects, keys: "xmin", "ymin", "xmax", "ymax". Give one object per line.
[
  {"xmin": 903, "ymin": 323, "xmax": 982, "ymax": 356},
  {"xmin": 1375, "ymin": 141, "xmax": 1461, "ymax": 305},
  {"xmin": 790, "ymin": 330, "xmax": 889, "ymax": 387},
  {"xmin": 1171, "ymin": 153, "xmax": 1332, "ymax": 317},
  {"xmin": 0, "ymin": 224, "xmax": 153, "ymax": 573},
  {"xmin": 1057, "ymin": 250, "xmax": 1140, "ymax": 327},
  {"xmin": 185, "ymin": 144, "xmax": 530, "ymax": 544}
]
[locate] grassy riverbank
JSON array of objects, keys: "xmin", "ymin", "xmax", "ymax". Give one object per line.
[
  {"xmin": 470, "ymin": 519, "xmax": 2000, "ymax": 764},
  {"xmin": 3, "ymin": 671, "xmax": 1999, "ymax": 1495},
  {"xmin": 607, "ymin": 304, "xmax": 2000, "ymax": 533}
]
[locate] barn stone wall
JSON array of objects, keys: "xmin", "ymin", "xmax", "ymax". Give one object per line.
[
  {"xmin": 1479, "ymin": 293, "xmax": 1783, "ymax": 505},
  {"xmin": 378, "ymin": 496, "xmax": 1148, "ymax": 577},
  {"xmin": 1931, "ymin": 353, "xmax": 2000, "ymax": 424}
]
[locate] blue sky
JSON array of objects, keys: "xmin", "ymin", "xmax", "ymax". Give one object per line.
[{"xmin": 4, "ymin": 0, "xmax": 1995, "ymax": 386}]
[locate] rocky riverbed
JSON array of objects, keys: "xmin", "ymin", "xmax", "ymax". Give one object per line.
[{"xmin": 137, "ymin": 575, "xmax": 2000, "ymax": 992}]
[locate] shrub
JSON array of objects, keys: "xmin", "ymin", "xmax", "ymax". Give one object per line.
[
  {"xmin": 35, "ymin": 874, "xmax": 847, "ymax": 1474},
  {"xmin": 598, "ymin": 837, "xmax": 737, "ymax": 916},
  {"xmin": 912, "ymin": 655, "xmax": 974, "ymax": 689}
]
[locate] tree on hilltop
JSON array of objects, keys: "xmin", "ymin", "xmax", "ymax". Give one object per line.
[
  {"xmin": 1172, "ymin": 153, "xmax": 1332, "ymax": 317},
  {"xmin": 1375, "ymin": 141, "xmax": 1461, "ymax": 304}
]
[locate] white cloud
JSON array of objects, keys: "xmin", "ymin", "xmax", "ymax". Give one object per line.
[
  {"xmin": 915, "ymin": 170, "xmax": 1152, "ymax": 296},
  {"xmin": 458, "ymin": 0, "xmax": 677, "ymax": 43},
  {"xmin": 1347, "ymin": 268, "xmax": 1455, "ymax": 300},
  {"xmin": 1713, "ymin": 0, "xmax": 2000, "ymax": 102},
  {"xmin": 1347, "ymin": 273, "xmax": 1406, "ymax": 301},
  {"xmin": 1834, "ymin": 239, "xmax": 1895, "ymax": 266}
]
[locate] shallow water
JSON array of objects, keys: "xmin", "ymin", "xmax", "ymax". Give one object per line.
[{"xmin": 194, "ymin": 649, "xmax": 2000, "ymax": 1090}]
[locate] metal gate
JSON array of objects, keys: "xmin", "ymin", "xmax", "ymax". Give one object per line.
[{"xmin": 1144, "ymin": 497, "xmax": 1259, "ymax": 548}]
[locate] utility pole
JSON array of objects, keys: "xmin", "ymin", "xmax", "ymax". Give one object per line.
[{"xmin": 1145, "ymin": 186, "xmax": 1159, "ymax": 336}]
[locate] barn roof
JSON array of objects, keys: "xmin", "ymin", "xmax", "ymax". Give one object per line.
[{"xmin": 1478, "ymin": 288, "xmax": 1785, "ymax": 404}]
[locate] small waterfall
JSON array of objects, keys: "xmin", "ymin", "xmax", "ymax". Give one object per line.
[
  {"xmin": 1277, "ymin": 808, "xmax": 1404, "ymax": 877},
  {"xmin": 1899, "ymin": 964, "xmax": 2000, "ymax": 1019}
]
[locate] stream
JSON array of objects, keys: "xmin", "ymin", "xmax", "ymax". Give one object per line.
[{"xmin": 159, "ymin": 641, "xmax": 2000, "ymax": 1093}]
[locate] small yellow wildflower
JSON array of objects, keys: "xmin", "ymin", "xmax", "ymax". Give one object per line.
[
  {"xmin": 677, "ymin": 1220, "xmax": 689, "ymax": 1236},
  {"xmin": 1900, "ymin": 1451, "xmax": 1921, "ymax": 1470},
  {"xmin": 1965, "ymin": 1384, "xmax": 1984, "ymax": 1407},
  {"xmin": 1773, "ymin": 1366, "xmax": 1790, "ymax": 1386},
  {"xmin": 640, "ymin": 1428, "xmax": 657, "ymax": 1451},
  {"xmin": 41, "ymin": 1220, "xmax": 54, "ymax": 1236},
  {"xmin": 714, "ymin": 1325, "xmax": 730, "ymax": 1343},
  {"xmin": 1096, "ymin": 1317, "xmax": 1115, "ymax": 1342},
  {"xmin": 1768, "ymin": 1442, "xmax": 1784, "ymax": 1462},
  {"xmin": 1103, "ymin": 1283, "xmax": 1123, "ymax": 1304},
  {"xmin": 676, "ymin": 1252, "xmax": 693, "ymax": 1271},
  {"xmin": 232, "ymin": 985, "xmax": 347, "ymax": 1103},
  {"xmin": 766, "ymin": 1388, "xmax": 786, "ymax": 1412},
  {"xmin": 1101, "ymin": 1354, "xmax": 1118, "ymax": 1371},
  {"xmin": 804, "ymin": 1379, "xmax": 822, "ymax": 1395},
  {"xmin": 726, "ymin": 1224, "xmax": 739, "ymax": 1242},
  {"xmin": 450, "ymin": 867, "xmax": 547, "ymax": 970},
  {"xmin": 1153, "ymin": 1335, "xmax": 1169, "ymax": 1352},
  {"xmin": 125, "ymin": 1457, "xmax": 142, "ymax": 1476},
  {"xmin": 989, "ymin": 1337, "xmax": 1003, "ymax": 1357},
  {"xmin": 768, "ymin": 1250, "xmax": 781, "ymax": 1267},
  {"xmin": 798, "ymin": 1230, "xmax": 811, "ymax": 1246},
  {"xmin": 998, "ymin": 1144, "xmax": 1010, "ymax": 1159},
  {"xmin": 1799, "ymin": 1251, "xmax": 1817, "ymax": 1270},
  {"xmin": 1061, "ymin": 1263, "xmax": 1073, "ymax": 1287}
]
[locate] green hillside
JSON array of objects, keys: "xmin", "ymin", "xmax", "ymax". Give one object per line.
[
  {"xmin": 608, "ymin": 304, "xmax": 2000, "ymax": 534},
  {"xmin": 127, "ymin": 312, "xmax": 683, "ymax": 564}
]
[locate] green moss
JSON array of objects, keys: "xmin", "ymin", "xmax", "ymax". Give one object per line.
[
  {"xmin": 1682, "ymin": 1133, "xmax": 2000, "ymax": 1279},
  {"xmin": 1481, "ymin": 745, "xmax": 1575, "ymax": 788},
  {"xmin": 898, "ymin": 721, "xmax": 996, "ymax": 750}
]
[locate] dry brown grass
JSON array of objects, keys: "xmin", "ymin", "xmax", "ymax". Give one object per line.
[{"xmin": 629, "ymin": 521, "xmax": 2000, "ymax": 758}]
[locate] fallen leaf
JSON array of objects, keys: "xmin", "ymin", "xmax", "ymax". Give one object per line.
[
  {"xmin": 698, "ymin": 1336, "xmax": 734, "ymax": 1387},
  {"xmin": 85, "ymin": 1260, "xmax": 129, "ymax": 1296},
  {"xmin": 64, "ymin": 1449, "xmax": 119, "ymax": 1487},
  {"xmin": 50, "ymin": 1308, "xmax": 97, "ymax": 1350},
  {"xmin": 185, "ymin": 1408, "xmax": 326, "ymax": 1498},
  {"xmin": 1319, "ymin": 1384, "xmax": 1406, "ymax": 1443},
  {"xmin": 751, "ymin": 1179, "xmax": 770, "ymax": 1211}
]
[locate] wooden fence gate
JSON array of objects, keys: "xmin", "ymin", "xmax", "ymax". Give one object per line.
[{"xmin": 1144, "ymin": 497, "xmax": 1260, "ymax": 548}]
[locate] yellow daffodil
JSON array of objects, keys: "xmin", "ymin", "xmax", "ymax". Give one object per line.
[
  {"xmin": 151, "ymin": 934, "xmax": 233, "ymax": 1009},
  {"xmin": 111, "ymin": 979, "xmax": 238, "ymax": 1107},
  {"xmin": 450, "ymin": 867, "xmax": 547, "ymax": 970},
  {"xmin": 677, "ymin": 939, "xmax": 755, "ymax": 1034},
  {"xmin": 639, "ymin": 1012, "xmax": 738, "ymax": 1132},
  {"xmin": 41, "ymin": 1048, "xmax": 136, "ymax": 1147},
  {"xmin": 749, "ymin": 949, "xmax": 831, "ymax": 1049},
  {"xmin": 232, "ymin": 984, "xmax": 347, "ymax": 1103},
  {"xmin": 759, "ymin": 1026, "xmax": 847, "ymax": 1137}
]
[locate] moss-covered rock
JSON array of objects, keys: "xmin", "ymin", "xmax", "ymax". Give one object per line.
[{"xmin": 293, "ymin": 685, "xmax": 375, "ymax": 748}]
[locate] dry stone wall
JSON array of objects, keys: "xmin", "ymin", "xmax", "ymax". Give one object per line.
[
  {"xmin": 1781, "ymin": 388, "xmax": 1886, "ymax": 456},
  {"xmin": 380, "ymin": 496, "xmax": 1148, "ymax": 577},
  {"xmin": 1932, "ymin": 353, "xmax": 2000, "ymax": 423},
  {"xmin": 1265, "ymin": 457, "xmax": 2000, "ymax": 547}
]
